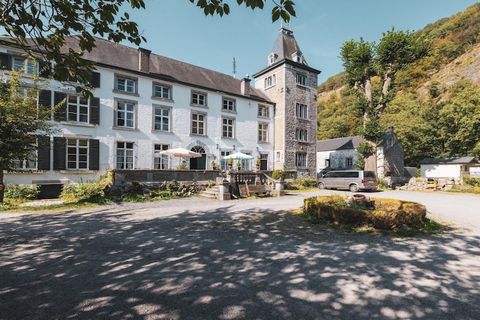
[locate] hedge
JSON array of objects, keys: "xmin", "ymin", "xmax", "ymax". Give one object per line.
[{"xmin": 304, "ymin": 196, "xmax": 427, "ymax": 230}]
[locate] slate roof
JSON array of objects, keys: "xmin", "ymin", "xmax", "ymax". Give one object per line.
[
  {"xmin": 271, "ymin": 28, "xmax": 307, "ymax": 65},
  {"xmin": 316, "ymin": 136, "xmax": 364, "ymax": 152},
  {"xmin": 419, "ymin": 157, "xmax": 478, "ymax": 165},
  {"xmin": 0, "ymin": 36, "xmax": 271, "ymax": 103}
]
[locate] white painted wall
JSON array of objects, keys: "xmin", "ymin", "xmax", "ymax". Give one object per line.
[
  {"xmin": 2, "ymin": 45, "xmax": 275, "ymax": 185},
  {"xmin": 420, "ymin": 164, "xmax": 462, "ymax": 179}
]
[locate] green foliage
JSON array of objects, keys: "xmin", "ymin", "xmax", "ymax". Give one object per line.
[
  {"xmin": 271, "ymin": 169, "xmax": 286, "ymax": 180},
  {"xmin": 318, "ymin": 73, "xmax": 346, "ymax": 93},
  {"xmin": 341, "ymin": 38, "xmax": 376, "ymax": 87},
  {"xmin": 5, "ymin": 184, "xmax": 39, "ymax": 201},
  {"xmin": 463, "ymin": 176, "xmax": 480, "ymax": 187},
  {"xmin": 304, "ymin": 196, "xmax": 427, "ymax": 231},
  {"xmin": 60, "ymin": 181, "xmax": 106, "ymax": 203},
  {"xmin": 356, "ymin": 142, "xmax": 374, "ymax": 158},
  {"xmin": 210, "ymin": 160, "xmax": 219, "ymax": 171},
  {"xmin": 286, "ymin": 178, "xmax": 317, "ymax": 190}
]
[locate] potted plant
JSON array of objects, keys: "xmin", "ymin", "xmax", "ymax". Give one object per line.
[
  {"xmin": 227, "ymin": 158, "xmax": 233, "ymax": 171},
  {"xmin": 211, "ymin": 160, "xmax": 219, "ymax": 171},
  {"xmin": 256, "ymin": 158, "xmax": 261, "ymax": 171}
]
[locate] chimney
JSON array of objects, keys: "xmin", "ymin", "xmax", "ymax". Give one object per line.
[
  {"xmin": 241, "ymin": 76, "xmax": 251, "ymax": 95},
  {"xmin": 138, "ymin": 47, "xmax": 151, "ymax": 73}
]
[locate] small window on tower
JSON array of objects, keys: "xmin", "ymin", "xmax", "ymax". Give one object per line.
[{"xmin": 268, "ymin": 53, "xmax": 278, "ymax": 66}]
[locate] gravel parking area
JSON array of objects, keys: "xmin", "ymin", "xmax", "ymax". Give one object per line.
[{"xmin": 0, "ymin": 191, "xmax": 479, "ymax": 319}]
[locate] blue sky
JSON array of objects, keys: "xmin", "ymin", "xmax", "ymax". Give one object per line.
[{"xmin": 130, "ymin": 0, "xmax": 478, "ymax": 83}]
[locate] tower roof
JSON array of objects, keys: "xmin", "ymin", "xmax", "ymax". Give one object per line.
[{"xmin": 271, "ymin": 27, "xmax": 308, "ymax": 65}]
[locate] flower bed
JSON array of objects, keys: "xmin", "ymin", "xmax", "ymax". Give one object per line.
[{"xmin": 304, "ymin": 195, "xmax": 427, "ymax": 231}]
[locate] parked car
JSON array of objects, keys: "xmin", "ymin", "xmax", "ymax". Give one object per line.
[
  {"xmin": 317, "ymin": 170, "xmax": 377, "ymax": 192},
  {"xmin": 425, "ymin": 178, "xmax": 437, "ymax": 190}
]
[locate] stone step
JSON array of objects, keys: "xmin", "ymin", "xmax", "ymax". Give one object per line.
[{"xmin": 199, "ymin": 187, "xmax": 219, "ymax": 199}]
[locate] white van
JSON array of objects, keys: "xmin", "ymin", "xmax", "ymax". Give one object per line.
[{"xmin": 317, "ymin": 170, "xmax": 377, "ymax": 192}]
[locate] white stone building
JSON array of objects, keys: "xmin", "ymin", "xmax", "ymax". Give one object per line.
[
  {"xmin": 0, "ymin": 28, "xmax": 319, "ymax": 193},
  {"xmin": 420, "ymin": 157, "xmax": 479, "ymax": 180}
]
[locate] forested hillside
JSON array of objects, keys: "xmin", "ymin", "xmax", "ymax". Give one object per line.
[{"xmin": 317, "ymin": 3, "xmax": 480, "ymax": 166}]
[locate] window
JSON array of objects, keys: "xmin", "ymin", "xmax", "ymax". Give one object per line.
[
  {"xmin": 222, "ymin": 118, "xmax": 235, "ymax": 139},
  {"xmin": 258, "ymin": 105, "xmax": 269, "ymax": 118},
  {"xmin": 296, "ymin": 128, "xmax": 308, "ymax": 142},
  {"xmin": 258, "ymin": 123, "xmax": 269, "ymax": 142},
  {"xmin": 13, "ymin": 149, "xmax": 37, "ymax": 170},
  {"xmin": 116, "ymin": 101, "xmax": 135, "ymax": 128},
  {"xmin": 220, "ymin": 151, "xmax": 231, "ymax": 171},
  {"xmin": 296, "ymin": 152, "xmax": 307, "ymax": 168},
  {"xmin": 259, "ymin": 153, "xmax": 268, "ymax": 171},
  {"xmin": 241, "ymin": 153, "xmax": 252, "ymax": 171},
  {"xmin": 191, "ymin": 91, "xmax": 207, "ymax": 106},
  {"xmin": 268, "ymin": 53, "xmax": 277, "ymax": 65},
  {"xmin": 67, "ymin": 139, "xmax": 89, "ymax": 170},
  {"xmin": 154, "ymin": 106, "xmax": 170, "ymax": 131},
  {"xmin": 153, "ymin": 83, "xmax": 171, "ymax": 99},
  {"xmin": 116, "ymin": 76, "xmax": 136, "ymax": 93},
  {"xmin": 116, "ymin": 142, "xmax": 134, "ymax": 169},
  {"xmin": 191, "ymin": 112, "xmax": 206, "ymax": 135},
  {"xmin": 296, "ymin": 73, "xmax": 307, "ymax": 86},
  {"xmin": 264, "ymin": 74, "xmax": 276, "ymax": 89},
  {"xmin": 67, "ymin": 95, "xmax": 89, "ymax": 123},
  {"xmin": 154, "ymin": 144, "xmax": 169, "ymax": 170},
  {"xmin": 325, "ymin": 159, "xmax": 331, "ymax": 167},
  {"xmin": 276, "ymin": 151, "xmax": 281, "ymax": 162},
  {"xmin": 12, "ymin": 57, "xmax": 38, "ymax": 75},
  {"xmin": 292, "ymin": 52, "xmax": 303, "ymax": 63},
  {"xmin": 222, "ymin": 98, "xmax": 236, "ymax": 112},
  {"xmin": 346, "ymin": 157, "xmax": 353, "ymax": 167},
  {"xmin": 296, "ymin": 103, "xmax": 308, "ymax": 119}
]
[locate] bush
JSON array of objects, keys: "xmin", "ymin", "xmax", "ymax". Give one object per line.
[
  {"xmin": 463, "ymin": 176, "xmax": 480, "ymax": 187},
  {"xmin": 271, "ymin": 169, "xmax": 285, "ymax": 180},
  {"xmin": 286, "ymin": 178, "xmax": 318, "ymax": 190},
  {"xmin": 4, "ymin": 184, "xmax": 39, "ymax": 200},
  {"xmin": 304, "ymin": 196, "xmax": 427, "ymax": 231},
  {"xmin": 61, "ymin": 181, "xmax": 105, "ymax": 203}
]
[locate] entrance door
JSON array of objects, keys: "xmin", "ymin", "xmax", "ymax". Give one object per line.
[
  {"xmin": 190, "ymin": 146, "xmax": 206, "ymax": 170},
  {"xmin": 260, "ymin": 153, "xmax": 268, "ymax": 171}
]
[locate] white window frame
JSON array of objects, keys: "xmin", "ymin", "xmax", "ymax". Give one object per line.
[
  {"xmin": 154, "ymin": 144, "xmax": 170, "ymax": 170},
  {"xmin": 67, "ymin": 95, "xmax": 90, "ymax": 123},
  {"xmin": 258, "ymin": 122, "xmax": 269, "ymax": 143},
  {"xmin": 191, "ymin": 91, "xmax": 207, "ymax": 107},
  {"xmin": 296, "ymin": 103, "xmax": 308, "ymax": 120},
  {"xmin": 264, "ymin": 74, "xmax": 276, "ymax": 89},
  {"xmin": 153, "ymin": 83, "xmax": 172, "ymax": 100},
  {"xmin": 116, "ymin": 141, "xmax": 134, "ymax": 169},
  {"xmin": 12, "ymin": 57, "xmax": 38, "ymax": 75},
  {"xmin": 296, "ymin": 128, "xmax": 308, "ymax": 142},
  {"xmin": 116, "ymin": 77, "xmax": 136, "ymax": 93},
  {"xmin": 258, "ymin": 105, "xmax": 270, "ymax": 118},
  {"xmin": 296, "ymin": 73, "xmax": 307, "ymax": 86},
  {"xmin": 66, "ymin": 138, "xmax": 89, "ymax": 170},
  {"xmin": 115, "ymin": 100, "xmax": 136, "ymax": 128},
  {"xmin": 222, "ymin": 117, "xmax": 235, "ymax": 139},
  {"xmin": 346, "ymin": 157, "xmax": 353, "ymax": 167},
  {"xmin": 222, "ymin": 98, "xmax": 236, "ymax": 112},
  {"xmin": 296, "ymin": 152, "xmax": 307, "ymax": 168},
  {"xmin": 220, "ymin": 150, "xmax": 231, "ymax": 171},
  {"xmin": 153, "ymin": 106, "xmax": 170, "ymax": 132},
  {"xmin": 191, "ymin": 112, "xmax": 206, "ymax": 135}
]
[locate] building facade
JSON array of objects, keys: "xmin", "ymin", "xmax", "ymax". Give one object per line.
[
  {"xmin": 1, "ymin": 28, "xmax": 319, "ymax": 189},
  {"xmin": 254, "ymin": 28, "xmax": 320, "ymax": 177}
]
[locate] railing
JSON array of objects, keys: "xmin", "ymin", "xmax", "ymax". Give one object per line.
[{"xmin": 231, "ymin": 172, "xmax": 268, "ymax": 185}]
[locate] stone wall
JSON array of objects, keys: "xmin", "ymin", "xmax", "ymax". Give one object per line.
[{"xmin": 113, "ymin": 170, "xmax": 222, "ymax": 186}]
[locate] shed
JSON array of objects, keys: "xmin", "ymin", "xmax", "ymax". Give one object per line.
[{"xmin": 420, "ymin": 157, "xmax": 478, "ymax": 180}]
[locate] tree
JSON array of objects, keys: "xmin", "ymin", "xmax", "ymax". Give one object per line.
[
  {"xmin": 340, "ymin": 29, "xmax": 430, "ymax": 141},
  {"xmin": 0, "ymin": 71, "xmax": 55, "ymax": 203},
  {"xmin": 0, "ymin": 0, "xmax": 296, "ymax": 90}
]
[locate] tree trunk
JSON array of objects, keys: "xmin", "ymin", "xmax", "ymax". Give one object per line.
[
  {"xmin": 377, "ymin": 73, "xmax": 393, "ymax": 116},
  {"xmin": 0, "ymin": 168, "xmax": 4, "ymax": 204},
  {"xmin": 363, "ymin": 79, "xmax": 373, "ymax": 128}
]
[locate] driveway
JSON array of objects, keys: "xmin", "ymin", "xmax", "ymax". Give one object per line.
[{"xmin": 0, "ymin": 192, "xmax": 479, "ymax": 319}]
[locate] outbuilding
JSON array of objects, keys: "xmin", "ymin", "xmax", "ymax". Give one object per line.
[{"xmin": 419, "ymin": 157, "xmax": 479, "ymax": 180}]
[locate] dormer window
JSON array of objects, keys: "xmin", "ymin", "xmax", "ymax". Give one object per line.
[
  {"xmin": 292, "ymin": 52, "xmax": 303, "ymax": 63},
  {"xmin": 268, "ymin": 53, "xmax": 278, "ymax": 66}
]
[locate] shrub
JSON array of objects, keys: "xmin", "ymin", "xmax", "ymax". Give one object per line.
[
  {"xmin": 60, "ymin": 181, "xmax": 105, "ymax": 203},
  {"xmin": 5, "ymin": 184, "xmax": 39, "ymax": 200},
  {"xmin": 463, "ymin": 176, "xmax": 480, "ymax": 187},
  {"xmin": 271, "ymin": 169, "xmax": 285, "ymax": 180},
  {"xmin": 286, "ymin": 178, "xmax": 318, "ymax": 190},
  {"xmin": 304, "ymin": 196, "xmax": 427, "ymax": 231}
]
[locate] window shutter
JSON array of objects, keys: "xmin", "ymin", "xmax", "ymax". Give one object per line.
[
  {"xmin": 89, "ymin": 139, "xmax": 100, "ymax": 170},
  {"xmin": 53, "ymin": 92, "xmax": 67, "ymax": 121},
  {"xmin": 37, "ymin": 136, "xmax": 51, "ymax": 171},
  {"xmin": 0, "ymin": 53, "xmax": 11, "ymax": 70},
  {"xmin": 39, "ymin": 61, "xmax": 51, "ymax": 78},
  {"xmin": 90, "ymin": 97, "xmax": 100, "ymax": 125},
  {"xmin": 53, "ymin": 137, "xmax": 66, "ymax": 170},
  {"xmin": 90, "ymin": 71, "xmax": 101, "ymax": 88}
]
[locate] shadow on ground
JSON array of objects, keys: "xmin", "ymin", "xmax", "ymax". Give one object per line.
[{"xmin": 0, "ymin": 206, "xmax": 479, "ymax": 320}]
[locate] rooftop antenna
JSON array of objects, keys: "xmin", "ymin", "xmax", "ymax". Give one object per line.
[{"xmin": 233, "ymin": 57, "xmax": 237, "ymax": 79}]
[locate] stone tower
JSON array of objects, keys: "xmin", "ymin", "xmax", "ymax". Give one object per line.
[{"xmin": 254, "ymin": 27, "xmax": 320, "ymax": 177}]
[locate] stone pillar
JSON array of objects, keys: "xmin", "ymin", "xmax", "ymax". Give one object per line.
[
  {"xmin": 273, "ymin": 179, "xmax": 285, "ymax": 197},
  {"xmin": 218, "ymin": 180, "xmax": 231, "ymax": 201}
]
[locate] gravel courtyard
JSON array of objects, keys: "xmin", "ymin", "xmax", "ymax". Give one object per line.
[{"xmin": 1, "ymin": 191, "xmax": 479, "ymax": 319}]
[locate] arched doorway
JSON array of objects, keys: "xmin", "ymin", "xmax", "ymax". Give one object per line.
[{"xmin": 190, "ymin": 146, "xmax": 206, "ymax": 170}]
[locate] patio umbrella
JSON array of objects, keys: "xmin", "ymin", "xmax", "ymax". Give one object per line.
[
  {"xmin": 223, "ymin": 152, "xmax": 254, "ymax": 160},
  {"xmin": 155, "ymin": 147, "xmax": 202, "ymax": 158}
]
